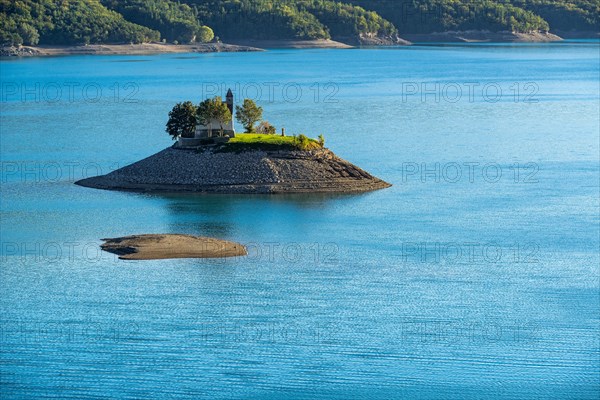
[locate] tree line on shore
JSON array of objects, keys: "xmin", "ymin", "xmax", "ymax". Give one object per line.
[{"xmin": 1, "ymin": 0, "xmax": 597, "ymax": 46}]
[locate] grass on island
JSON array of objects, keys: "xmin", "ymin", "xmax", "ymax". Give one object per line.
[{"xmin": 215, "ymin": 133, "xmax": 324, "ymax": 152}]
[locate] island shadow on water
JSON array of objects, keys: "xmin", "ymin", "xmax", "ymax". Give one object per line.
[{"xmin": 93, "ymin": 178, "xmax": 381, "ymax": 261}]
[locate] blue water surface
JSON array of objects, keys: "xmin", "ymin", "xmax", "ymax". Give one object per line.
[{"xmin": 1, "ymin": 42, "xmax": 599, "ymax": 399}]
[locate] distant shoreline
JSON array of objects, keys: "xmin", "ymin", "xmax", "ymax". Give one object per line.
[
  {"xmin": 0, "ymin": 42, "xmax": 263, "ymax": 57},
  {"xmin": 401, "ymin": 30, "xmax": 564, "ymax": 43},
  {"xmin": 553, "ymin": 30, "xmax": 600, "ymax": 39},
  {"xmin": 2, "ymin": 32, "xmax": 598, "ymax": 57},
  {"xmin": 226, "ymin": 39, "xmax": 354, "ymax": 49},
  {"xmin": 0, "ymin": 40, "xmax": 352, "ymax": 57}
]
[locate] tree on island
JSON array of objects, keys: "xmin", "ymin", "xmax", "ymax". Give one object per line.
[
  {"xmin": 166, "ymin": 101, "xmax": 197, "ymax": 140},
  {"xmin": 213, "ymin": 99, "xmax": 232, "ymax": 137},
  {"xmin": 197, "ymin": 96, "xmax": 232, "ymax": 138},
  {"xmin": 236, "ymin": 99, "xmax": 263, "ymax": 133}
]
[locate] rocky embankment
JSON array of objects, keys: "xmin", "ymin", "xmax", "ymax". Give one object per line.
[
  {"xmin": 0, "ymin": 42, "xmax": 262, "ymax": 57},
  {"xmin": 0, "ymin": 46, "xmax": 42, "ymax": 56},
  {"xmin": 553, "ymin": 30, "xmax": 600, "ymax": 39},
  {"xmin": 226, "ymin": 39, "xmax": 354, "ymax": 49},
  {"xmin": 402, "ymin": 30, "xmax": 562, "ymax": 43},
  {"xmin": 357, "ymin": 33, "xmax": 411, "ymax": 46},
  {"xmin": 75, "ymin": 147, "xmax": 391, "ymax": 194}
]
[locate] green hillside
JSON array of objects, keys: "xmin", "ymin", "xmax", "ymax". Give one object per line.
[
  {"xmin": 1, "ymin": 0, "xmax": 598, "ymax": 46},
  {"xmin": 0, "ymin": 0, "xmax": 160, "ymax": 46},
  {"xmin": 347, "ymin": 0, "xmax": 550, "ymax": 33},
  {"xmin": 190, "ymin": 0, "xmax": 398, "ymax": 42},
  {"xmin": 101, "ymin": 0, "xmax": 214, "ymax": 43},
  {"xmin": 508, "ymin": 0, "xmax": 599, "ymax": 32},
  {"xmin": 348, "ymin": 0, "xmax": 598, "ymax": 33}
]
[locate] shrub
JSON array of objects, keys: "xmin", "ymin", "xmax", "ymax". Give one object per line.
[
  {"xmin": 292, "ymin": 134, "xmax": 317, "ymax": 151},
  {"xmin": 256, "ymin": 121, "xmax": 276, "ymax": 134}
]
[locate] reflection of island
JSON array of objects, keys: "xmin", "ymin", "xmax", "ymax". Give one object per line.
[
  {"xmin": 159, "ymin": 192, "xmax": 356, "ymax": 240},
  {"xmin": 76, "ymin": 89, "xmax": 391, "ymax": 194}
]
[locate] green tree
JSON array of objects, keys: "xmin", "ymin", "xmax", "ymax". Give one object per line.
[
  {"xmin": 166, "ymin": 101, "xmax": 197, "ymax": 140},
  {"xmin": 18, "ymin": 24, "xmax": 39, "ymax": 45},
  {"xmin": 213, "ymin": 99, "xmax": 232, "ymax": 137},
  {"xmin": 197, "ymin": 96, "xmax": 232, "ymax": 137},
  {"xmin": 235, "ymin": 99, "xmax": 263, "ymax": 133},
  {"xmin": 196, "ymin": 25, "xmax": 214, "ymax": 42},
  {"xmin": 197, "ymin": 98, "xmax": 215, "ymax": 138}
]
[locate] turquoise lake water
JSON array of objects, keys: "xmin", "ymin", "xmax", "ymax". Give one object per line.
[{"xmin": 1, "ymin": 41, "xmax": 599, "ymax": 399}]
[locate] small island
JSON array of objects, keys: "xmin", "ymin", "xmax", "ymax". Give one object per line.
[
  {"xmin": 76, "ymin": 88, "xmax": 391, "ymax": 194},
  {"xmin": 101, "ymin": 234, "xmax": 247, "ymax": 260}
]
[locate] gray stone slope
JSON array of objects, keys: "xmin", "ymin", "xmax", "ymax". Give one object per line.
[{"xmin": 76, "ymin": 147, "xmax": 391, "ymax": 194}]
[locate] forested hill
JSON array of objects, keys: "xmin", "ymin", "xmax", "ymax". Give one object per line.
[
  {"xmin": 1, "ymin": 0, "xmax": 598, "ymax": 47},
  {"xmin": 347, "ymin": 0, "xmax": 599, "ymax": 34}
]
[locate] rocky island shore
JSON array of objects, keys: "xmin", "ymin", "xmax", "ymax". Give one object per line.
[{"xmin": 76, "ymin": 146, "xmax": 391, "ymax": 194}]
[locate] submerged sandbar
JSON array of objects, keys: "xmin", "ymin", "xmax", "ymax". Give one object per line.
[{"xmin": 101, "ymin": 234, "xmax": 247, "ymax": 260}]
